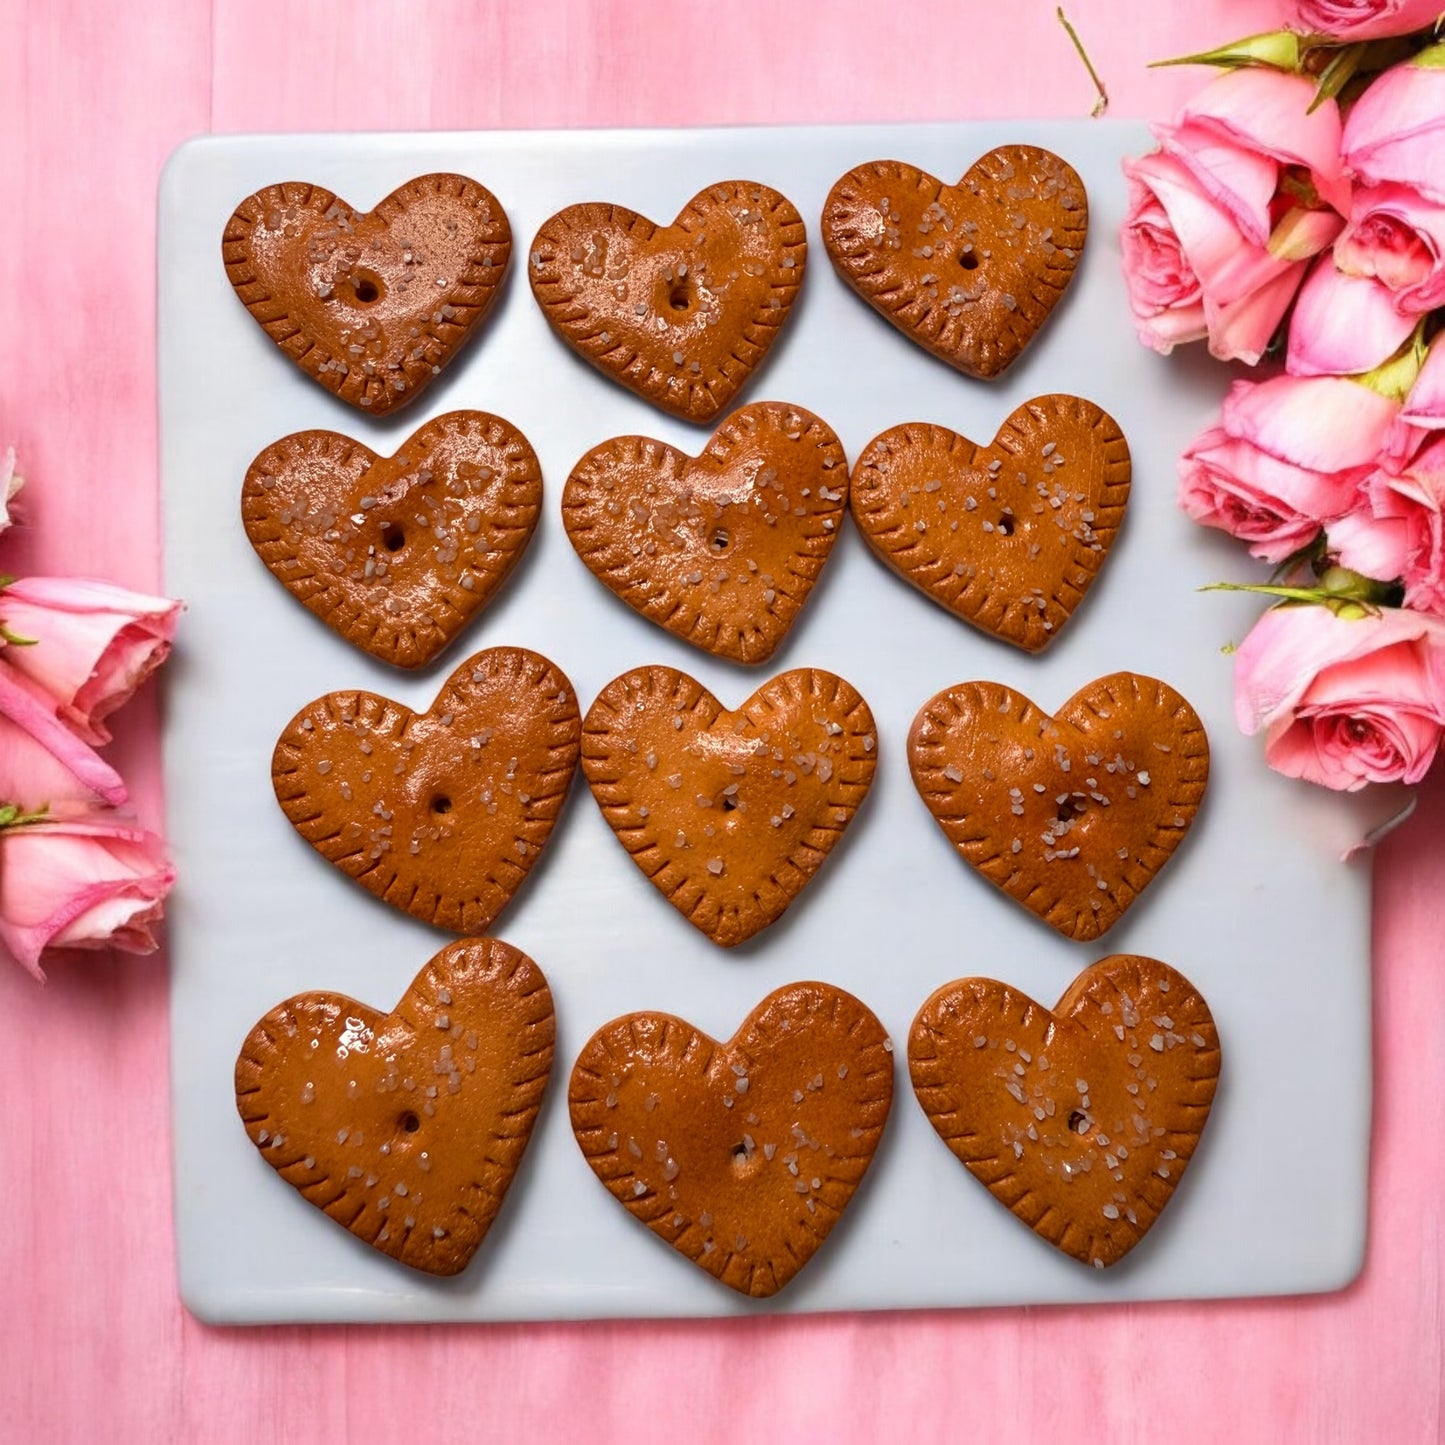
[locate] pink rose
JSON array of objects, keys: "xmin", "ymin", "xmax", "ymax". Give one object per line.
[
  {"xmin": 1334, "ymin": 435, "xmax": 1445, "ymax": 609},
  {"xmin": 1290, "ymin": 53, "xmax": 1445, "ymax": 375},
  {"xmin": 1179, "ymin": 374, "xmax": 1400, "ymax": 560},
  {"xmin": 0, "ymin": 814, "xmax": 175, "ymax": 980},
  {"xmin": 0, "ymin": 448, "xmax": 21, "ymax": 535},
  {"xmin": 0, "ymin": 577, "xmax": 181, "ymax": 745},
  {"xmin": 0, "ymin": 662, "xmax": 125, "ymax": 809},
  {"xmin": 1235, "ymin": 602, "xmax": 1445, "ymax": 789},
  {"xmin": 1292, "ymin": 0, "xmax": 1445, "ymax": 39},
  {"xmin": 1121, "ymin": 68, "xmax": 1348, "ymax": 364}
]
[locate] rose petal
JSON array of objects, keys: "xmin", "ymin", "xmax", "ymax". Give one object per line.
[
  {"xmin": 1174, "ymin": 68, "xmax": 1350, "ymax": 218},
  {"xmin": 1220, "ymin": 372, "xmax": 1401, "ymax": 471},
  {"xmin": 1286, "ymin": 260, "xmax": 1418, "ymax": 377},
  {"xmin": 1344, "ymin": 60, "xmax": 1445, "ymax": 203},
  {"xmin": 0, "ymin": 663, "xmax": 126, "ymax": 807}
]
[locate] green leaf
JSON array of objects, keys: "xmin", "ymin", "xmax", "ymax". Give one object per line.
[
  {"xmin": 1309, "ymin": 42, "xmax": 1369, "ymax": 112},
  {"xmin": 1056, "ymin": 8, "xmax": 1109, "ymax": 118}
]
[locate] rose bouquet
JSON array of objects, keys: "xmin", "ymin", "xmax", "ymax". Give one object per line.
[
  {"xmin": 1122, "ymin": 1, "xmax": 1445, "ymax": 793},
  {"xmin": 0, "ymin": 448, "xmax": 180, "ymax": 979}
]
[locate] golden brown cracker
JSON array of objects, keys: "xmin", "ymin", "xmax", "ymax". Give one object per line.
[
  {"xmin": 528, "ymin": 181, "xmax": 805, "ymax": 422},
  {"xmin": 272, "ymin": 647, "xmax": 580, "ymax": 933},
  {"xmin": 235, "ymin": 937, "xmax": 554, "ymax": 1276},
  {"xmin": 570, "ymin": 982, "xmax": 893, "ymax": 1297},
  {"xmin": 581, "ymin": 666, "xmax": 877, "ymax": 947},
  {"xmin": 563, "ymin": 402, "xmax": 847, "ymax": 663},
  {"xmin": 851, "ymin": 396, "xmax": 1130, "ymax": 651},
  {"xmin": 242, "ymin": 411, "xmax": 542, "ymax": 668},
  {"xmin": 908, "ymin": 673, "xmax": 1208, "ymax": 941},
  {"xmin": 223, "ymin": 173, "xmax": 511, "ymax": 414},
  {"xmin": 909, "ymin": 955, "xmax": 1220, "ymax": 1268},
  {"xmin": 823, "ymin": 147, "xmax": 1087, "ymax": 379}
]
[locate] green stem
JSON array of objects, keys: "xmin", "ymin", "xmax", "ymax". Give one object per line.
[
  {"xmin": 0, "ymin": 803, "xmax": 51, "ymax": 829},
  {"xmin": 1201, "ymin": 565, "xmax": 1404, "ymax": 615},
  {"xmin": 1057, "ymin": 7, "xmax": 1109, "ymax": 117}
]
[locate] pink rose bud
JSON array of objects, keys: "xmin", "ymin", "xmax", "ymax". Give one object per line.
[
  {"xmin": 0, "ymin": 577, "xmax": 181, "ymax": 745},
  {"xmin": 1120, "ymin": 69, "xmax": 1347, "ymax": 364},
  {"xmin": 1179, "ymin": 374, "xmax": 1400, "ymax": 560},
  {"xmin": 1235, "ymin": 602, "xmax": 1445, "ymax": 790},
  {"xmin": 1292, "ymin": 0, "xmax": 1445, "ymax": 40},
  {"xmin": 0, "ymin": 448, "xmax": 21, "ymax": 535},
  {"xmin": 0, "ymin": 814, "xmax": 175, "ymax": 980}
]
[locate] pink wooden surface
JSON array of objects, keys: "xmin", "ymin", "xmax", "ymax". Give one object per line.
[{"xmin": 3, "ymin": 0, "xmax": 1443, "ymax": 1438}]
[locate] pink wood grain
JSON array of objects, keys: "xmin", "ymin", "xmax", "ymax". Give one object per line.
[{"xmin": 3, "ymin": 1, "xmax": 1443, "ymax": 1440}]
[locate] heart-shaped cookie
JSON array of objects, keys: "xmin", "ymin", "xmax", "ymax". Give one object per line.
[
  {"xmin": 528, "ymin": 181, "xmax": 805, "ymax": 422},
  {"xmin": 236, "ymin": 937, "xmax": 554, "ymax": 1276},
  {"xmin": 223, "ymin": 173, "xmax": 511, "ymax": 415},
  {"xmin": 570, "ymin": 982, "xmax": 893, "ymax": 1297},
  {"xmin": 243, "ymin": 412, "xmax": 543, "ymax": 669},
  {"xmin": 909, "ymin": 674, "xmax": 1209, "ymax": 941},
  {"xmin": 582, "ymin": 667, "xmax": 877, "ymax": 946},
  {"xmin": 909, "ymin": 955, "xmax": 1220, "ymax": 1268},
  {"xmin": 562, "ymin": 402, "xmax": 848, "ymax": 663},
  {"xmin": 851, "ymin": 396, "xmax": 1130, "ymax": 651},
  {"xmin": 272, "ymin": 647, "xmax": 580, "ymax": 933},
  {"xmin": 822, "ymin": 147, "xmax": 1087, "ymax": 379}
]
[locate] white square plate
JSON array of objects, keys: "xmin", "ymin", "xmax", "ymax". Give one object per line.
[{"xmin": 161, "ymin": 120, "xmax": 1379, "ymax": 1322}]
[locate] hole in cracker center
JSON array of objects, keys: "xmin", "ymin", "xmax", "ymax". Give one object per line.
[
  {"xmin": 1067, "ymin": 1109, "xmax": 1089, "ymax": 1134},
  {"xmin": 398, "ymin": 1111, "xmax": 422, "ymax": 1134},
  {"xmin": 959, "ymin": 250, "xmax": 979, "ymax": 271},
  {"xmin": 729, "ymin": 1140, "xmax": 758, "ymax": 1177},
  {"xmin": 708, "ymin": 528, "xmax": 731, "ymax": 554},
  {"xmin": 431, "ymin": 795, "xmax": 452, "ymax": 815},
  {"xmin": 382, "ymin": 525, "xmax": 405, "ymax": 552},
  {"xmin": 345, "ymin": 268, "xmax": 386, "ymax": 305}
]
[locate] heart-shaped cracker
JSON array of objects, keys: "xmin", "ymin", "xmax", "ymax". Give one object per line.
[
  {"xmin": 851, "ymin": 396, "xmax": 1130, "ymax": 651},
  {"xmin": 223, "ymin": 173, "xmax": 511, "ymax": 415},
  {"xmin": 582, "ymin": 667, "xmax": 877, "ymax": 947},
  {"xmin": 272, "ymin": 647, "xmax": 580, "ymax": 933},
  {"xmin": 570, "ymin": 982, "xmax": 893, "ymax": 1297},
  {"xmin": 562, "ymin": 402, "xmax": 848, "ymax": 663},
  {"xmin": 822, "ymin": 147, "xmax": 1087, "ymax": 379},
  {"xmin": 242, "ymin": 411, "xmax": 543, "ymax": 669},
  {"xmin": 236, "ymin": 937, "xmax": 554, "ymax": 1276},
  {"xmin": 909, "ymin": 955, "xmax": 1220, "ymax": 1269},
  {"xmin": 528, "ymin": 182, "xmax": 805, "ymax": 422},
  {"xmin": 909, "ymin": 674, "xmax": 1208, "ymax": 941}
]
